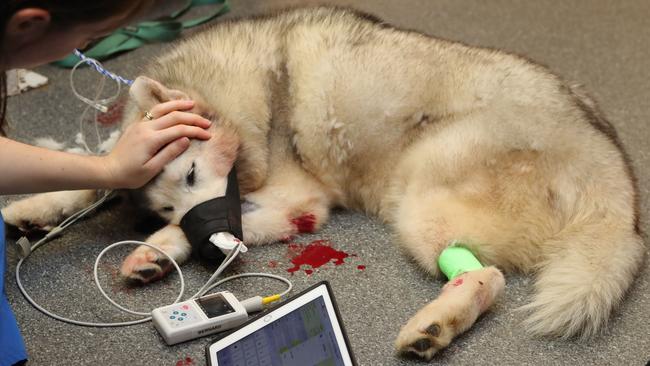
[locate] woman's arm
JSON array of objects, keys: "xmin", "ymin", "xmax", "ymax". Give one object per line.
[{"xmin": 0, "ymin": 100, "xmax": 212, "ymax": 195}]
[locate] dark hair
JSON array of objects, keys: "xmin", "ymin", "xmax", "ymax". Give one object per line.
[
  {"xmin": 0, "ymin": 0, "xmax": 152, "ymax": 136},
  {"xmin": 0, "ymin": 73, "xmax": 6, "ymax": 136}
]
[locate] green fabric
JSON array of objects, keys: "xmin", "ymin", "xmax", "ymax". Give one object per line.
[
  {"xmin": 53, "ymin": 0, "xmax": 230, "ymax": 68},
  {"xmin": 438, "ymin": 245, "xmax": 483, "ymax": 280}
]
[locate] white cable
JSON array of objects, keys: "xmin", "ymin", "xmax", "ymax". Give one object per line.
[
  {"xmin": 54, "ymin": 191, "xmax": 114, "ymax": 232},
  {"xmin": 191, "ymin": 243, "xmax": 242, "ymax": 299},
  {"xmin": 203, "ymin": 273, "xmax": 293, "ymax": 299},
  {"xmin": 13, "ymin": 192, "xmax": 159, "ymax": 327},
  {"xmin": 15, "ymin": 200, "xmax": 293, "ymax": 328},
  {"xmin": 16, "ymin": 249, "xmax": 152, "ymax": 327}
]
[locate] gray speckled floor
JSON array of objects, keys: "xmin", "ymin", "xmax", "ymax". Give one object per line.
[{"xmin": 2, "ymin": 1, "xmax": 649, "ymax": 365}]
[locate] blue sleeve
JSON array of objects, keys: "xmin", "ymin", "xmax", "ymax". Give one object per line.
[{"xmin": 0, "ymin": 214, "xmax": 28, "ymax": 366}]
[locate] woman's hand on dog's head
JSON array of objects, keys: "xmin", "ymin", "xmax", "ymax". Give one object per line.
[{"xmin": 101, "ymin": 99, "xmax": 212, "ymax": 189}]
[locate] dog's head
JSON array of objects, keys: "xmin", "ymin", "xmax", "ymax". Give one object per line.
[{"xmin": 128, "ymin": 76, "xmax": 240, "ymax": 224}]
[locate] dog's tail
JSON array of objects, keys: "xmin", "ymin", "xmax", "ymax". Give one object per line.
[{"xmin": 520, "ymin": 223, "xmax": 645, "ymax": 338}]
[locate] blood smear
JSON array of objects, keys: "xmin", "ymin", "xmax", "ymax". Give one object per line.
[
  {"xmin": 176, "ymin": 357, "xmax": 193, "ymax": 366},
  {"xmin": 291, "ymin": 214, "xmax": 316, "ymax": 233},
  {"xmin": 286, "ymin": 240, "xmax": 351, "ymax": 274},
  {"xmin": 97, "ymin": 99, "xmax": 125, "ymax": 125}
]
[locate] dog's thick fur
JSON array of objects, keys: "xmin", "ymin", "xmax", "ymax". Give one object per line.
[{"xmin": 3, "ymin": 7, "xmax": 644, "ymax": 359}]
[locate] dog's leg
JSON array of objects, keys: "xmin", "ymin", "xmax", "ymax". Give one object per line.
[
  {"xmin": 391, "ymin": 189, "xmax": 509, "ymax": 359},
  {"xmin": 2, "ymin": 190, "xmax": 99, "ymax": 232},
  {"xmin": 241, "ymin": 165, "xmax": 332, "ymax": 245},
  {"xmin": 388, "ymin": 134, "xmax": 551, "ymax": 359},
  {"xmin": 120, "ymin": 224, "xmax": 190, "ymax": 284}
]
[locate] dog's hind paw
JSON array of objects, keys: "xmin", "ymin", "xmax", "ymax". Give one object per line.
[
  {"xmin": 2, "ymin": 200, "xmax": 57, "ymax": 232},
  {"xmin": 2, "ymin": 190, "xmax": 98, "ymax": 233}
]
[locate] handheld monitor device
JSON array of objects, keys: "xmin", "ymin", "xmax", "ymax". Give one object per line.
[
  {"xmin": 206, "ymin": 281, "xmax": 357, "ymax": 366},
  {"xmin": 152, "ymin": 291, "xmax": 248, "ymax": 345}
]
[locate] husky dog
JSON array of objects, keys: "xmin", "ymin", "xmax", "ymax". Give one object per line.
[{"xmin": 3, "ymin": 7, "xmax": 644, "ymax": 360}]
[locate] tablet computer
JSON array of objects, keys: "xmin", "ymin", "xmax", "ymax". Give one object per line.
[{"xmin": 206, "ymin": 281, "xmax": 357, "ymax": 366}]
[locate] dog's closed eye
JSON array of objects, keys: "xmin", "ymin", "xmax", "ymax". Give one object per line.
[
  {"xmin": 186, "ymin": 162, "xmax": 196, "ymax": 187},
  {"xmin": 162, "ymin": 206, "xmax": 174, "ymax": 212}
]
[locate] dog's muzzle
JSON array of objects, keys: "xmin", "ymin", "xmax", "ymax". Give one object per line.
[{"xmin": 179, "ymin": 168, "xmax": 243, "ymax": 263}]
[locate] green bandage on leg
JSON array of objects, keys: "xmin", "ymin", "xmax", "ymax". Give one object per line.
[{"xmin": 438, "ymin": 245, "xmax": 483, "ymax": 280}]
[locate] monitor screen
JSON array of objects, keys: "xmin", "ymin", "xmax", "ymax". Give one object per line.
[
  {"xmin": 197, "ymin": 294, "xmax": 235, "ymax": 319},
  {"xmin": 215, "ymin": 296, "xmax": 346, "ymax": 366}
]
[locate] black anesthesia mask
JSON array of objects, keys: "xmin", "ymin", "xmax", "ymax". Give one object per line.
[{"xmin": 179, "ymin": 168, "xmax": 243, "ymax": 263}]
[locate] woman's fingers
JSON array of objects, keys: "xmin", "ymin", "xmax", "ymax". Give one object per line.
[
  {"xmin": 152, "ymin": 124, "xmax": 212, "ymax": 151},
  {"xmin": 101, "ymin": 99, "xmax": 214, "ymax": 188},
  {"xmin": 147, "ymin": 100, "xmax": 195, "ymax": 119},
  {"xmin": 145, "ymin": 137, "xmax": 191, "ymax": 173},
  {"xmin": 152, "ymin": 110, "xmax": 212, "ymax": 130}
]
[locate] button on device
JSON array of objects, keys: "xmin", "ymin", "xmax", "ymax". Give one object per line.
[
  {"xmin": 173, "ymin": 311, "xmax": 179, "ymax": 315},
  {"xmin": 181, "ymin": 313, "xmax": 187, "ymax": 316},
  {"xmin": 178, "ymin": 317, "xmax": 184, "ymax": 321},
  {"xmin": 170, "ymin": 316, "xmax": 176, "ymax": 319}
]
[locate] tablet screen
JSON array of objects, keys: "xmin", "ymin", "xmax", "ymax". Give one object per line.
[{"xmin": 215, "ymin": 296, "xmax": 347, "ymax": 366}]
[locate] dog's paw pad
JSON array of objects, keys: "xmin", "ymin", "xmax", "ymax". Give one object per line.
[
  {"xmin": 6, "ymin": 218, "xmax": 52, "ymax": 233},
  {"xmin": 410, "ymin": 338, "xmax": 434, "ymax": 352},
  {"xmin": 397, "ymin": 337, "xmax": 439, "ymax": 361},
  {"xmin": 123, "ymin": 263, "xmax": 163, "ymax": 285},
  {"xmin": 424, "ymin": 324, "xmax": 440, "ymax": 337},
  {"xmin": 396, "ymin": 321, "xmax": 446, "ymax": 361}
]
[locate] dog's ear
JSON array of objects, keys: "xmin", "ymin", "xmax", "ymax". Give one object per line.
[
  {"xmin": 129, "ymin": 76, "xmax": 190, "ymax": 111},
  {"xmin": 208, "ymin": 127, "xmax": 240, "ymax": 176}
]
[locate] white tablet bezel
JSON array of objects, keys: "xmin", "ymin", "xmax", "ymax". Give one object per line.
[{"xmin": 207, "ymin": 283, "xmax": 355, "ymax": 366}]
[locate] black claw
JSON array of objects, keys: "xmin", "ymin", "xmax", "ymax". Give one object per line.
[
  {"xmin": 410, "ymin": 338, "xmax": 432, "ymax": 352},
  {"xmin": 20, "ymin": 220, "xmax": 40, "ymax": 232},
  {"xmin": 425, "ymin": 324, "xmax": 440, "ymax": 337},
  {"xmin": 136, "ymin": 268, "xmax": 159, "ymax": 279},
  {"xmin": 401, "ymin": 351, "xmax": 425, "ymax": 361},
  {"xmin": 156, "ymin": 258, "xmax": 171, "ymax": 269}
]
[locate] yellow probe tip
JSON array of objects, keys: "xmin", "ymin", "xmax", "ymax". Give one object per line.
[{"xmin": 262, "ymin": 294, "xmax": 281, "ymax": 305}]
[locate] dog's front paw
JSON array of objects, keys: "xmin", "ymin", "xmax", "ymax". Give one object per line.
[
  {"xmin": 120, "ymin": 246, "xmax": 173, "ymax": 285},
  {"xmin": 120, "ymin": 225, "xmax": 190, "ymax": 285}
]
